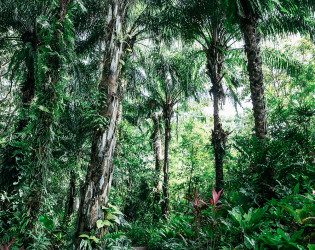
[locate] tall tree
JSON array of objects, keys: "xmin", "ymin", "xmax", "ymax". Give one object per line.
[
  {"xmin": 0, "ymin": 0, "xmax": 43, "ymax": 195},
  {"xmin": 76, "ymin": 0, "xmax": 132, "ymax": 241},
  {"xmin": 0, "ymin": 1, "xmax": 74, "ymax": 244},
  {"xmin": 151, "ymin": 111, "xmax": 163, "ymax": 221},
  {"xmin": 229, "ymin": 0, "xmax": 314, "ymax": 139},
  {"xmin": 128, "ymin": 48, "xmax": 205, "ymax": 218},
  {"xmin": 164, "ymin": 0, "xmax": 239, "ymax": 190},
  {"xmin": 75, "ymin": 0, "xmax": 168, "ymax": 238},
  {"xmin": 24, "ymin": 0, "xmax": 74, "ymax": 243}
]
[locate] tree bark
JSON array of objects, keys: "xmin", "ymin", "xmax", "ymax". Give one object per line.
[
  {"xmin": 76, "ymin": 0, "xmax": 125, "ymax": 241},
  {"xmin": 240, "ymin": 5, "xmax": 267, "ymax": 140},
  {"xmin": 240, "ymin": 1, "xmax": 274, "ymax": 204},
  {"xmin": 161, "ymin": 106, "xmax": 173, "ymax": 219},
  {"xmin": 151, "ymin": 112, "xmax": 163, "ymax": 222},
  {"xmin": 65, "ymin": 169, "xmax": 76, "ymax": 220},
  {"xmin": 206, "ymin": 41, "xmax": 229, "ymax": 191}
]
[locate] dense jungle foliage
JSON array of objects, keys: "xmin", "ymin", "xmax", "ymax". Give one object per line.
[{"xmin": 0, "ymin": 0, "xmax": 314, "ymax": 249}]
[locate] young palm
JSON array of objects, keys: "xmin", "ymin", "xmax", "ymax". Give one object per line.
[{"xmin": 127, "ymin": 47, "xmax": 206, "ymax": 218}]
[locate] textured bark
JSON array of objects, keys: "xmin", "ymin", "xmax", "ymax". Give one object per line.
[
  {"xmin": 240, "ymin": 4, "xmax": 267, "ymax": 140},
  {"xmin": 206, "ymin": 40, "xmax": 229, "ymax": 191},
  {"xmin": 151, "ymin": 112, "xmax": 163, "ymax": 222},
  {"xmin": 240, "ymin": 1, "xmax": 274, "ymax": 204},
  {"xmin": 161, "ymin": 106, "xmax": 173, "ymax": 219},
  {"xmin": 76, "ymin": 0, "xmax": 124, "ymax": 240}
]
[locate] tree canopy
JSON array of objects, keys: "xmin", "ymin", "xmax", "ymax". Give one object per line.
[{"xmin": 0, "ymin": 0, "xmax": 314, "ymax": 249}]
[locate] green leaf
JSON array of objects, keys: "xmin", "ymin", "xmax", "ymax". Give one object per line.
[
  {"xmin": 96, "ymin": 219, "xmax": 111, "ymax": 228},
  {"xmin": 308, "ymin": 244, "xmax": 315, "ymax": 250},
  {"xmin": 277, "ymin": 228, "xmax": 290, "ymax": 242},
  {"xmin": 107, "ymin": 213, "xmax": 120, "ymax": 224},
  {"xmin": 112, "ymin": 210, "xmax": 123, "ymax": 215},
  {"xmin": 79, "ymin": 234, "xmax": 90, "ymax": 238},
  {"xmin": 38, "ymin": 105, "xmax": 50, "ymax": 113},
  {"xmin": 244, "ymin": 235, "xmax": 255, "ymax": 249},
  {"xmin": 108, "ymin": 203, "xmax": 119, "ymax": 211},
  {"xmin": 291, "ymin": 229, "xmax": 304, "ymax": 242},
  {"xmin": 39, "ymin": 215, "xmax": 54, "ymax": 229},
  {"xmin": 89, "ymin": 236, "xmax": 100, "ymax": 244},
  {"xmin": 96, "ymin": 220, "xmax": 103, "ymax": 229},
  {"xmin": 294, "ymin": 183, "xmax": 300, "ymax": 195}
]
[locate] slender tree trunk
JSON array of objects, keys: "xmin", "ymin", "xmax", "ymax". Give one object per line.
[
  {"xmin": 206, "ymin": 41, "xmax": 229, "ymax": 191},
  {"xmin": 241, "ymin": 14, "xmax": 267, "ymax": 140},
  {"xmin": 76, "ymin": 0, "xmax": 125, "ymax": 241},
  {"xmin": 151, "ymin": 112, "xmax": 163, "ymax": 222},
  {"xmin": 212, "ymin": 90, "xmax": 225, "ymax": 190},
  {"xmin": 161, "ymin": 106, "xmax": 173, "ymax": 219},
  {"xmin": 240, "ymin": 1, "xmax": 273, "ymax": 204},
  {"xmin": 64, "ymin": 169, "xmax": 76, "ymax": 220},
  {"xmin": 187, "ymin": 145, "xmax": 195, "ymax": 198}
]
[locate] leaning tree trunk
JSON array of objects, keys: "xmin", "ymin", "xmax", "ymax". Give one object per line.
[
  {"xmin": 151, "ymin": 112, "xmax": 163, "ymax": 222},
  {"xmin": 206, "ymin": 41, "xmax": 229, "ymax": 191},
  {"xmin": 76, "ymin": 0, "xmax": 125, "ymax": 241},
  {"xmin": 161, "ymin": 105, "xmax": 173, "ymax": 219},
  {"xmin": 241, "ymin": 16, "xmax": 267, "ymax": 140}
]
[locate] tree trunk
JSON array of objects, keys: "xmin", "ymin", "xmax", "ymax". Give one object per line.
[
  {"xmin": 161, "ymin": 106, "xmax": 173, "ymax": 219},
  {"xmin": 76, "ymin": 0, "xmax": 124, "ymax": 241},
  {"xmin": 65, "ymin": 169, "xmax": 76, "ymax": 220},
  {"xmin": 240, "ymin": 1, "xmax": 273, "ymax": 204},
  {"xmin": 241, "ymin": 14, "xmax": 267, "ymax": 140},
  {"xmin": 187, "ymin": 145, "xmax": 195, "ymax": 199},
  {"xmin": 212, "ymin": 89, "xmax": 226, "ymax": 191},
  {"xmin": 151, "ymin": 112, "xmax": 163, "ymax": 222},
  {"xmin": 24, "ymin": 0, "xmax": 73, "ymax": 245},
  {"xmin": 206, "ymin": 41, "xmax": 228, "ymax": 191}
]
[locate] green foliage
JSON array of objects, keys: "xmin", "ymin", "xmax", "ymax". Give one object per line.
[
  {"xmin": 0, "ymin": 0, "xmax": 313, "ymax": 248},
  {"xmin": 147, "ymin": 216, "xmax": 194, "ymax": 250},
  {"xmin": 260, "ymin": 228, "xmax": 305, "ymax": 249},
  {"xmin": 228, "ymin": 206, "xmax": 269, "ymax": 234}
]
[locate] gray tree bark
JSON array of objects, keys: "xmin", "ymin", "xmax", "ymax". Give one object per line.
[{"xmin": 76, "ymin": 0, "xmax": 125, "ymax": 241}]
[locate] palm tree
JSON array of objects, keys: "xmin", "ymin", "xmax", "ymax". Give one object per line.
[
  {"xmin": 228, "ymin": 0, "xmax": 314, "ymax": 140},
  {"xmin": 75, "ymin": 0, "xmax": 152, "ymax": 241},
  {"xmin": 0, "ymin": 0, "xmax": 48, "ymax": 193},
  {"xmin": 75, "ymin": 0, "xmax": 179, "ymax": 237},
  {"xmin": 163, "ymin": 0, "xmax": 239, "ymax": 190},
  {"xmin": 0, "ymin": 1, "xmax": 74, "ymax": 244},
  {"xmin": 128, "ymin": 47, "xmax": 205, "ymax": 219}
]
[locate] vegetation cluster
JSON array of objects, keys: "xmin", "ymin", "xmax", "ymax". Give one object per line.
[{"xmin": 0, "ymin": 0, "xmax": 314, "ymax": 249}]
